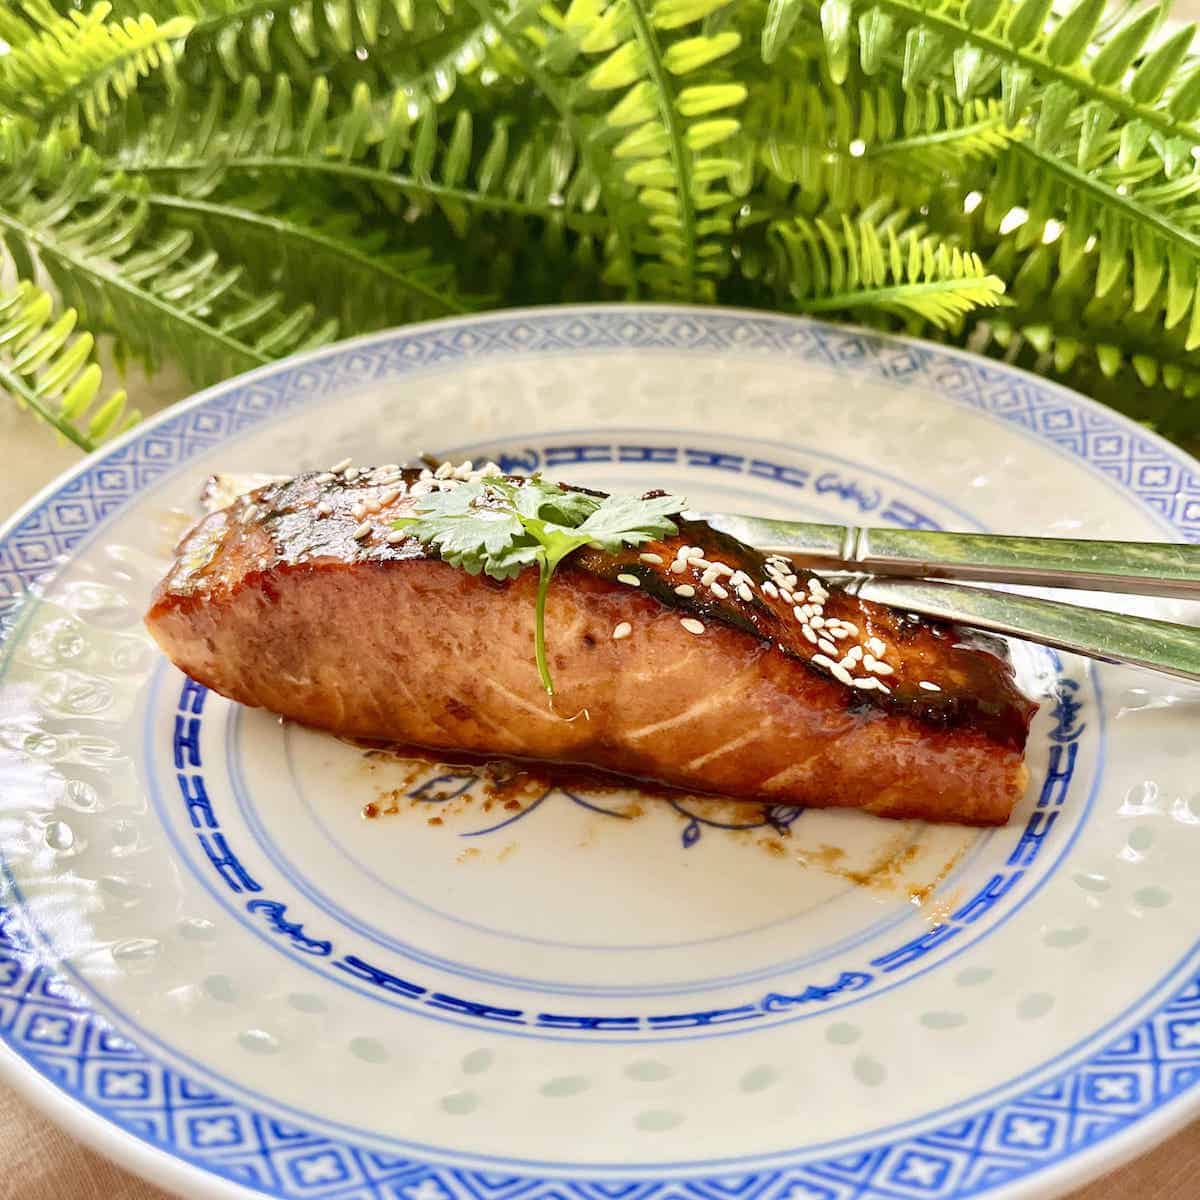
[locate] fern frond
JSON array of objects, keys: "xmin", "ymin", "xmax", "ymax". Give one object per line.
[
  {"xmin": 766, "ymin": 209, "xmax": 1006, "ymax": 328},
  {"xmin": 166, "ymin": 0, "xmax": 499, "ymax": 103},
  {"xmin": 0, "ymin": 3, "xmax": 193, "ymax": 134},
  {"xmin": 462, "ymin": 0, "xmax": 643, "ymax": 292},
  {"xmin": 101, "ymin": 75, "xmax": 611, "ymax": 239},
  {"xmin": 965, "ymin": 135, "xmax": 1200, "ymax": 337},
  {"xmin": 752, "ymin": 73, "xmax": 1016, "ymax": 212},
  {"xmin": 130, "ymin": 185, "xmax": 471, "ymax": 325},
  {"xmin": 0, "ymin": 159, "xmax": 337, "ymax": 385},
  {"xmin": 577, "ymin": 0, "xmax": 748, "ymax": 299},
  {"xmin": 0, "ymin": 278, "xmax": 133, "ymax": 451},
  {"xmin": 790, "ymin": 0, "xmax": 1200, "ymax": 169}
]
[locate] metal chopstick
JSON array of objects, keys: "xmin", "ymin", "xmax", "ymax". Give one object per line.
[
  {"xmin": 697, "ymin": 512, "xmax": 1200, "ymax": 599},
  {"xmin": 844, "ymin": 577, "xmax": 1200, "ymax": 684},
  {"xmin": 694, "ymin": 510, "xmax": 1200, "ymax": 683}
]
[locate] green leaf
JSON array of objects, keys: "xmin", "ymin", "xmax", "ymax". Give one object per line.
[
  {"xmin": 1090, "ymin": 6, "xmax": 1161, "ymax": 86},
  {"xmin": 858, "ymin": 8, "xmax": 897, "ymax": 75},
  {"xmin": 1006, "ymin": 0, "xmax": 1054, "ymax": 50},
  {"xmin": 1045, "ymin": 0, "xmax": 1106, "ymax": 67},
  {"xmin": 0, "ymin": 279, "xmax": 124, "ymax": 451},
  {"xmin": 1130, "ymin": 25, "xmax": 1195, "ymax": 106},
  {"xmin": 821, "ymin": 0, "xmax": 852, "ymax": 85},
  {"xmin": 661, "ymin": 31, "xmax": 741, "ymax": 75},
  {"xmin": 652, "ymin": 0, "xmax": 733, "ymax": 31},
  {"xmin": 762, "ymin": 0, "xmax": 803, "ymax": 63}
]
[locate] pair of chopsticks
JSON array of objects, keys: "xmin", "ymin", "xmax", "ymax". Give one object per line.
[{"xmin": 696, "ymin": 512, "xmax": 1200, "ymax": 683}]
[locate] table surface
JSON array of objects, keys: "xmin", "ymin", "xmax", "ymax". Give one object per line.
[{"xmin": 0, "ymin": 375, "xmax": 1197, "ymax": 1199}]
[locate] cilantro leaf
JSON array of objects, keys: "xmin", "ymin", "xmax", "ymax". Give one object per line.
[
  {"xmin": 573, "ymin": 493, "xmax": 682, "ymax": 553},
  {"xmin": 392, "ymin": 483, "xmax": 527, "ymax": 577},
  {"xmin": 394, "ymin": 474, "xmax": 685, "ymax": 697}
]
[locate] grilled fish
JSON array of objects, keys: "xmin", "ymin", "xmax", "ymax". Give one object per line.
[{"xmin": 146, "ymin": 466, "xmax": 1037, "ymax": 825}]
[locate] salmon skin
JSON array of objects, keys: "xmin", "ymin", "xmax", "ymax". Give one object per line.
[{"xmin": 146, "ymin": 467, "xmax": 1037, "ymax": 825}]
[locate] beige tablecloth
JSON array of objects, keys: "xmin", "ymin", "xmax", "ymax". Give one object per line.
[{"xmin": 0, "ymin": 379, "xmax": 1197, "ymax": 1199}]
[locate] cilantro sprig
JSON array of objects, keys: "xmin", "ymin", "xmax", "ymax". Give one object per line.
[{"xmin": 393, "ymin": 475, "xmax": 684, "ymax": 696}]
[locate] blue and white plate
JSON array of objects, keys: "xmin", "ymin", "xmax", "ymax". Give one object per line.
[{"xmin": 1, "ymin": 305, "xmax": 1198, "ymax": 1200}]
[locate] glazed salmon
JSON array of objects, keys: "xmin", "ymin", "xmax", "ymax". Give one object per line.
[{"xmin": 146, "ymin": 465, "xmax": 1037, "ymax": 825}]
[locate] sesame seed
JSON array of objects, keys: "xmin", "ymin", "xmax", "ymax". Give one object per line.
[
  {"xmin": 828, "ymin": 626, "xmax": 849, "ymax": 640},
  {"xmin": 477, "ymin": 461, "xmax": 503, "ymax": 478},
  {"xmin": 818, "ymin": 637, "xmax": 838, "ymax": 655},
  {"xmin": 242, "ymin": 504, "xmax": 259, "ymax": 522},
  {"xmin": 674, "ymin": 584, "xmax": 696, "ymax": 597},
  {"xmin": 802, "ymin": 626, "xmax": 817, "ymax": 644},
  {"xmin": 330, "ymin": 457, "xmax": 352, "ymax": 473},
  {"xmin": 812, "ymin": 654, "xmax": 834, "ymax": 669},
  {"xmin": 763, "ymin": 582, "xmax": 779, "ymax": 598},
  {"xmin": 737, "ymin": 584, "xmax": 753, "ymax": 602},
  {"xmin": 686, "ymin": 547, "xmax": 707, "ymax": 561},
  {"xmin": 713, "ymin": 562, "xmax": 735, "ymax": 577},
  {"xmin": 831, "ymin": 664, "xmax": 854, "ymax": 686},
  {"xmin": 852, "ymin": 677, "xmax": 879, "ymax": 690},
  {"xmin": 792, "ymin": 605, "xmax": 806, "ymax": 622},
  {"xmin": 378, "ymin": 488, "xmax": 401, "ymax": 506},
  {"xmin": 352, "ymin": 521, "xmax": 372, "ymax": 540},
  {"xmin": 701, "ymin": 566, "xmax": 722, "ymax": 586},
  {"xmin": 378, "ymin": 463, "xmax": 400, "ymax": 473},
  {"xmin": 352, "ymin": 502, "xmax": 367, "ymax": 520},
  {"xmin": 452, "ymin": 460, "xmax": 475, "ymax": 480},
  {"xmin": 846, "ymin": 645, "xmax": 864, "ymax": 663},
  {"xmin": 869, "ymin": 660, "xmax": 895, "ymax": 676},
  {"xmin": 692, "ymin": 557, "xmax": 712, "ymax": 570},
  {"xmin": 418, "ymin": 467, "xmax": 434, "ymax": 481},
  {"xmin": 711, "ymin": 582, "xmax": 729, "ymax": 599},
  {"xmin": 315, "ymin": 472, "xmax": 335, "ymax": 484},
  {"xmin": 410, "ymin": 480, "xmax": 433, "ymax": 496},
  {"xmin": 344, "ymin": 467, "xmax": 360, "ymax": 482},
  {"xmin": 680, "ymin": 618, "xmax": 705, "ymax": 635},
  {"xmin": 385, "ymin": 530, "xmax": 408, "ymax": 544},
  {"xmin": 810, "ymin": 615, "xmax": 825, "ymax": 629},
  {"xmin": 670, "ymin": 560, "xmax": 688, "ymax": 574},
  {"xmin": 780, "ymin": 589, "xmax": 795, "ymax": 605},
  {"xmin": 617, "ymin": 573, "xmax": 640, "ymax": 587},
  {"xmin": 639, "ymin": 553, "xmax": 664, "ymax": 564},
  {"xmin": 919, "ymin": 680, "xmax": 942, "ymax": 692},
  {"xmin": 782, "ymin": 574, "xmax": 798, "ymax": 589},
  {"xmin": 839, "ymin": 620, "xmax": 859, "ymax": 635},
  {"xmin": 315, "ymin": 501, "xmax": 333, "ymax": 517},
  {"xmin": 435, "ymin": 462, "xmax": 454, "ymax": 479},
  {"xmin": 868, "ymin": 637, "xmax": 887, "ymax": 657},
  {"xmin": 612, "ymin": 622, "xmax": 632, "ymax": 640}
]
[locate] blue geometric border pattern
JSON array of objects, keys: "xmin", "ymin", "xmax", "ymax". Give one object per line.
[
  {"xmin": 1, "ymin": 902, "xmax": 1199, "ymax": 1199},
  {"xmin": 2, "ymin": 306, "xmax": 1200, "ymax": 1197}
]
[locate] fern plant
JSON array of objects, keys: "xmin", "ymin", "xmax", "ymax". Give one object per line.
[{"xmin": 5, "ymin": 0, "xmax": 1200, "ymax": 449}]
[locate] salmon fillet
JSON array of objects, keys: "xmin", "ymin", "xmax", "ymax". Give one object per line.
[{"xmin": 146, "ymin": 466, "xmax": 1037, "ymax": 825}]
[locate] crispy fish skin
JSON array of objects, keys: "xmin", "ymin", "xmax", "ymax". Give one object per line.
[{"xmin": 146, "ymin": 471, "xmax": 1037, "ymax": 825}]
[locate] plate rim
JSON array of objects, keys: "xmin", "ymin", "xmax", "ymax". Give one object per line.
[{"xmin": 1, "ymin": 301, "xmax": 1197, "ymax": 1200}]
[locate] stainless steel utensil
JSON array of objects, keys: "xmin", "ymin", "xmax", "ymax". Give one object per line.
[
  {"xmin": 698, "ymin": 513, "xmax": 1200, "ymax": 599},
  {"xmin": 695, "ymin": 510, "xmax": 1200, "ymax": 682}
]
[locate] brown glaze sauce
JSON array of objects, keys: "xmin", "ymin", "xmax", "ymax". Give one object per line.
[{"xmin": 356, "ymin": 740, "xmax": 971, "ymax": 906}]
